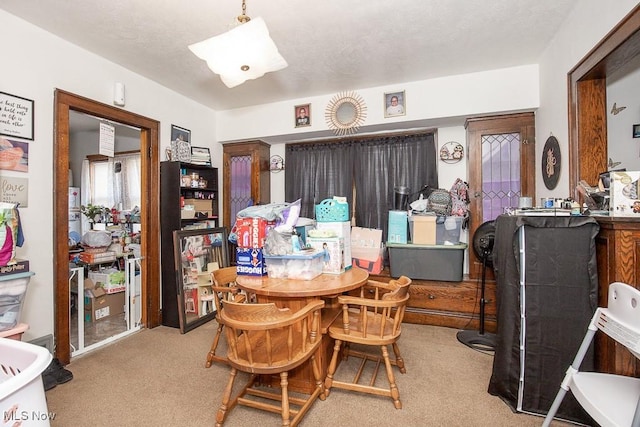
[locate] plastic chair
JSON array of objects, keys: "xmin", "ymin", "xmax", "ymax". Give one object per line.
[
  {"xmin": 215, "ymin": 299, "xmax": 326, "ymax": 427},
  {"xmin": 324, "ymin": 276, "xmax": 411, "ymax": 409},
  {"xmin": 543, "ymin": 282, "xmax": 640, "ymax": 427},
  {"xmin": 204, "ymin": 267, "xmax": 246, "ymax": 368}
]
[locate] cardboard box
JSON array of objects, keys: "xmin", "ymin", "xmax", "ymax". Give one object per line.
[
  {"xmin": 236, "ymin": 247, "xmax": 267, "ymax": 276},
  {"xmin": 350, "ymin": 227, "xmax": 382, "ymax": 262},
  {"xmin": 306, "ymin": 236, "xmax": 345, "ymax": 274},
  {"xmin": 235, "ymin": 217, "xmax": 277, "ymax": 248},
  {"xmin": 387, "ymin": 243, "xmax": 467, "ymax": 281},
  {"xmin": 89, "ymin": 269, "xmax": 126, "ymax": 294},
  {"xmin": 315, "ymin": 221, "xmax": 352, "ymax": 269},
  {"xmin": 83, "ymin": 285, "xmax": 125, "ymax": 322},
  {"xmin": 388, "ymin": 210, "xmax": 408, "ymax": 244},
  {"xmin": 183, "ymin": 198, "xmax": 212, "ymax": 212},
  {"xmin": 409, "ymin": 215, "xmax": 436, "ymax": 245},
  {"xmin": 610, "ymin": 171, "xmax": 640, "ymax": 216}
]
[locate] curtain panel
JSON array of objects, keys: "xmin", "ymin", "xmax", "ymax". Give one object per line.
[{"xmin": 285, "ymin": 132, "xmax": 437, "ymax": 239}]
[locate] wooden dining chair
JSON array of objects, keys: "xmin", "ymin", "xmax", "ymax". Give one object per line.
[
  {"xmin": 204, "ymin": 266, "xmax": 246, "ymax": 368},
  {"xmin": 324, "ymin": 276, "xmax": 411, "ymax": 409},
  {"xmin": 215, "ymin": 299, "xmax": 326, "ymax": 427}
]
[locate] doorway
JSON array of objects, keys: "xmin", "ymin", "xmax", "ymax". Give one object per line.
[
  {"xmin": 466, "ymin": 113, "xmax": 536, "ymax": 279},
  {"xmin": 54, "ymin": 90, "xmax": 161, "ymax": 365}
]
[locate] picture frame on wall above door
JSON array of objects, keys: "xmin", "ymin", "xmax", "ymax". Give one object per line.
[{"xmin": 0, "ymin": 91, "xmax": 34, "ymax": 141}]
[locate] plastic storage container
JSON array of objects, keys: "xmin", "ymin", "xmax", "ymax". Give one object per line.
[
  {"xmin": 436, "ymin": 216, "xmax": 463, "ymax": 245},
  {"xmin": 0, "ymin": 272, "xmax": 34, "ymax": 332},
  {"xmin": 387, "ymin": 243, "xmax": 467, "ymax": 281},
  {"xmin": 0, "ymin": 338, "xmax": 53, "ymax": 426},
  {"xmin": 263, "ymin": 251, "xmax": 325, "ymax": 280}
]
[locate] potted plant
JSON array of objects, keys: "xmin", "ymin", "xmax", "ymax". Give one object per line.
[{"xmin": 80, "ymin": 204, "xmax": 108, "ymax": 223}]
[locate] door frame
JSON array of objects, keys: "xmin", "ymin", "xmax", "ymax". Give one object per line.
[
  {"xmin": 466, "ymin": 112, "xmax": 536, "ymax": 279},
  {"xmin": 54, "ymin": 90, "xmax": 161, "ymax": 364}
]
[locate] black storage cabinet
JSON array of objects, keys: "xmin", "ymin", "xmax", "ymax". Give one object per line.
[{"xmin": 488, "ymin": 215, "xmax": 599, "ymax": 425}]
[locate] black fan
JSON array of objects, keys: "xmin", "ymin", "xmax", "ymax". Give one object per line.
[{"xmin": 457, "ymin": 220, "xmax": 497, "ymax": 351}]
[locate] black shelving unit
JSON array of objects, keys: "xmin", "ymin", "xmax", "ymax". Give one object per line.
[{"xmin": 160, "ymin": 161, "xmax": 219, "ymax": 328}]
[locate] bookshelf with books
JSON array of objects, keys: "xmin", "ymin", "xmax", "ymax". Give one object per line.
[{"xmin": 160, "ymin": 161, "xmax": 219, "ymax": 328}]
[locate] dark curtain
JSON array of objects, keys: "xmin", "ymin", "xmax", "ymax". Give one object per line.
[
  {"xmin": 285, "ymin": 142, "xmax": 354, "ymax": 218},
  {"xmin": 353, "ymin": 133, "xmax": 437, "ymax": 238},
  {"xmin": 285, "ymin": 132, "xmax": 437, "ymax": 240}
]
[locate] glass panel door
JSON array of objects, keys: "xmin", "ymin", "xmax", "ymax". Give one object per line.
[{"xmin": 481, "ymin": 132, "xmax": 521, "ymax": 222}]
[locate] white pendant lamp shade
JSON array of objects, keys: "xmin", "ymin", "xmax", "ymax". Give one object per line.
[{"xmin": 189, "ymin": 17, "xmax": 288, "ymax": 88}]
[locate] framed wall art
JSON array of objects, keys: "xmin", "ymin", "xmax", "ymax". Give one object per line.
[
  {"xmin": 0, "ymin": 91, "xmax": 34, "ymax": 141},
  {"xmin": 384, "ymin": 90, "xmax": 405, "ymax": 118},
  {"xmin": 633, "ymin": 124, "xmax": 640, "ymax": 138},
  {"xmin": 171, "ymin": 124, "xmax": 191, "ymax": 162},
  {"xmin": 295, "ymin": 104, "xmax": 311, "ymax": 127}
]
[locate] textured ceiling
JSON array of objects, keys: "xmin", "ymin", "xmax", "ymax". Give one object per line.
[{"xmin": 0, "ymin": 0, "xmax": 577, "ymax": 111}]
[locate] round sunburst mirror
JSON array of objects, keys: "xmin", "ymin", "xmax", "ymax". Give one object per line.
[{"xmin": 325, "ymin": 91, "xmax": 367, "ymax": 136}]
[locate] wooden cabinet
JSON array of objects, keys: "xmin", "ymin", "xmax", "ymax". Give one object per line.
[
  {"xmin": 160, "ymin": 161, "xmax": 219, "ymax": 328},
  {"xmin": 222, "ymin": 141, "xmax": 270, "ymax": 231},
  {"xmin": 594, "ymin": 217, "xmax": 640, "ymax": 376},
  {"xmin": 368, "ymin": 269, "xmax": 497, "ymax": 332}
]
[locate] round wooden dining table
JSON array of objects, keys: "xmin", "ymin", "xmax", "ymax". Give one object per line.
[{"xmin": 234, "ymin": 266, "xmax": 370, "ymax": 394}]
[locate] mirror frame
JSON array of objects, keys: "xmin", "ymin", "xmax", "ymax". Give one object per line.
[{"xmin": 172, "ymin": 226, "xmax": 229, "ymax": 333}]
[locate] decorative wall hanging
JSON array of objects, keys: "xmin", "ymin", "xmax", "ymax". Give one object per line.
[
  {"xmin": 325, "ymin": 91, "xmax": 367, "ymax": 136},
  {"xmin": 439, "ymin": 141, "xmax": 464, "ymax": 163},
  {"xmin": 610, "ymin": 102, "xmax": 626, "ymax": 115},
  {"xmin": 170, "ymin": 125, "xmax": 191, "ymax": 162},
  {"xmin": 542, "ymin": 135, "xmax": 561, "ymax": 190},
  {"xmin": 270, "ymin": 154, "xmax": 284, "ymax": 172},
  {"xmin": 294, "ymin": 104, "xmax": 310, "ymax": 128},
  {"xmin": 384, "ymin": 90, "xmax": 406, "ymax": 118},
  {"xmin": 0, "ymin": 92, "xmax": 34, "ymax": 141},
  {"xmin": 633, "ymin": 124, "xmax": 640, "ymax": 138}
]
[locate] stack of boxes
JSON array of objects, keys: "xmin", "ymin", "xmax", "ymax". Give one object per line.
[
  {"xmin": 312, "ymin": 198, "xmax": 351, "ymax": 273},
  {"xmin": 235, "ymin": 216, "xmax": 276, "ymax": 276}
]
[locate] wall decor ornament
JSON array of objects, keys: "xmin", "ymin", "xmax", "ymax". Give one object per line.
[
  {"xmin": 0, "ymin": 92, "xmax": 34, "ymax": 141},
  {"xmin": 170, "ymin": 125, "xmax": 191, "ymax": 162},
  {"xmin": 542, "ymin": 135, "xmax": 561, "ymax": 190},
  {"xmin": 439, "ymin": 141, "xmax": 464, "ymax": 163},
  {"xmin": 325, "ymin": 91, "xmax": 367, "ymax": 136}
]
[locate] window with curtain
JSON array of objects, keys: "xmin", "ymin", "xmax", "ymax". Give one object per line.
[
  {"xmin": 285, "ymin": 132, "xmax": 438, "ymax": 240},
  {"xmin": 87, "ymin": 152, "xmax": 142, "ymax": 211}
]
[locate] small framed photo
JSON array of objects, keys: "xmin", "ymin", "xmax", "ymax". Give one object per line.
[
  {"xmin": 190, "ymin": 146, "xmax": 211, "ymax": 166},
  {"xmin": 294, "ymin": 104, "xmax": 311, "ymax": 127},
  {"xmin": 384, "ymin": 91, "xmax": 406, "ymax": 118},
  {"xmin": 0, "ymin": 91, "xmax": 34, "ymax": 140},
  {"xmin": 633, "ymin": 124, "xmax": 640, "ymax": 138}
]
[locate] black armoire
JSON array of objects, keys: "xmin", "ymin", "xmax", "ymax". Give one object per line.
[{"xmin": 488, "ymin": 215, "xmax": 599, "ymax": 425}]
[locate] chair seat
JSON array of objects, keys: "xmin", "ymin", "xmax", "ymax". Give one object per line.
[
  {"xmin": 328, "ymin": 309, "xmax": 401, "ymax": 346},
  {"xmin": 571, "ymin": 372, "xmax": 640, "ymax": 427}
]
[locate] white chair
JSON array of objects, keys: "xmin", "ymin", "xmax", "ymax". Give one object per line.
[{"xmin": 543, "ymin": 282, "xmax": 640, "ymax": 427}]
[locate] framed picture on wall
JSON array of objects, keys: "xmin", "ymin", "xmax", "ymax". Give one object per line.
[
  {"xmin": 0, "ymin": 92, "xmax": 34, "ymax": 140},
  {"xmin": 633, "ymin": 124, "xmax": 640, "ymax": 138},
  {"xmin": 384, "ymin": 91, "xmax": 406, "ymax": 118},
  {"xmin": 295, "ymin": 104, "xmax": 311, "ymax": 127}
]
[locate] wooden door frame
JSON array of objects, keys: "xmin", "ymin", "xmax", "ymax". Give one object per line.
[
  {"xmin": 54, "ymin": 90, "xmax": 161, "ymax": 364},
  {"xmin": 466, "ymin": 112, "xmax": 536, "ymax": 279}
]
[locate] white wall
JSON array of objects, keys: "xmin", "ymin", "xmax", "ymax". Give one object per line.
[
  {"xmin": 0, "ymin": 10, "xmax": 218, "ymax": 342},
  {"xmin": 607, "ymin": 66, "xmax": 640, "ymax": 171},
  {"xmin": 536, "ymin": 0, "xmax": 639, "ymax": 199}
]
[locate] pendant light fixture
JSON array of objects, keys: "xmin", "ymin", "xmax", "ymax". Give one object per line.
[{"xmin": 188, "ymin": 0, "xmax": 288, "ymax": 88}]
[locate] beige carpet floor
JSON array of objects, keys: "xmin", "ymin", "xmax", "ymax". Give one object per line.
[{"xmin": 45, "ymin": 321, "xmax": 575, "ymax": 426}]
